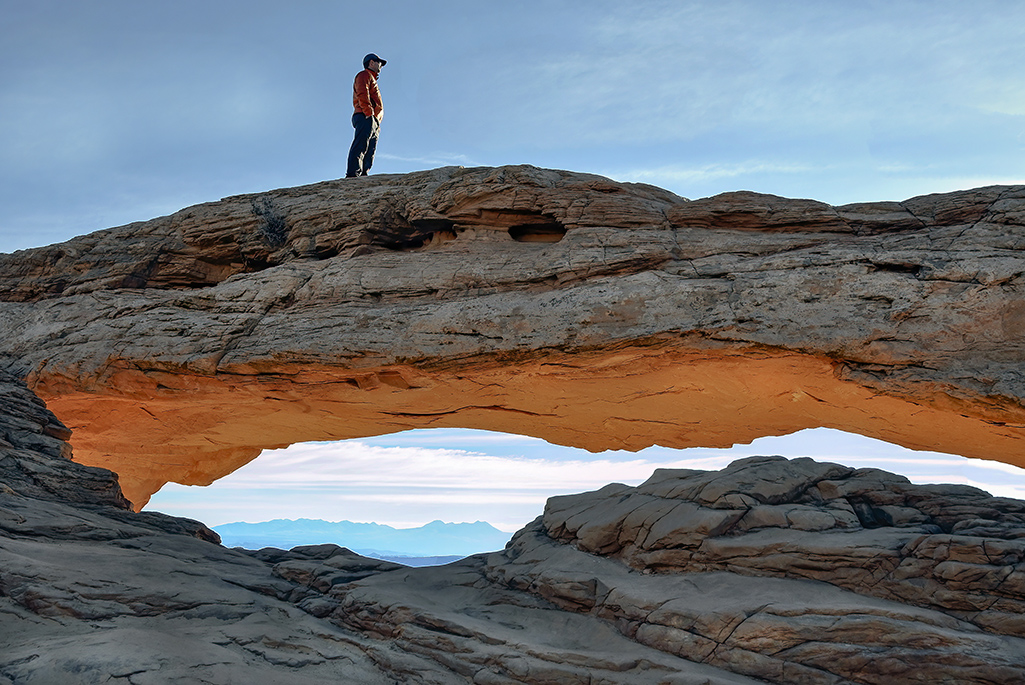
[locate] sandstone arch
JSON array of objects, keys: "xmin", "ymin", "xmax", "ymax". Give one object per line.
[
  {"xmin": 28, "ymin": 343, "xmax": 1025, "ymax": 510},
  {"xmin": 2, "ymin": 166, "xmax": 1024, "ymax": 509}
]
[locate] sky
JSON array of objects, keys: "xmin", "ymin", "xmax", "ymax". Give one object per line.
[
  {"xmin": 149, "ymin": 428, "xmax": 1025, "ymax": 532},
  {"xmin": 3, "ymin": 1, "xmax": 1025, "ymax": 530}
]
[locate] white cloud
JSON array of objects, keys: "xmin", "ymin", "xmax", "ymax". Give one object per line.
[
  {"xmin": 610, "ymin": 161, "xmax": 818, "ymax": 186},
  {"xmin": 181, "ymin": 440, "xmax": 673, "ymax": 493},
  {"xmin": 377, "ymin": 152, "xmax": 478, "ymax": 168},
  {"xmin": 147, "ymin": 428, "xmax": 1025, "ymax": 532}
]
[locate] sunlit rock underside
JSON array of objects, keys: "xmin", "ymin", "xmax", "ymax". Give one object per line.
[
  {"xmin": 3, "ymin": 166, "xmax": 1025, "ymax": 683},
  {"xmin": 1, "ymin": 165, "xmax": 1023, "ymax": 507}
]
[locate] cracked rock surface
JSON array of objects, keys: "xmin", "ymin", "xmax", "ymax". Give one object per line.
[
  {"xmin": 3, "ymin": 382, "xmax": 1025, "ymax": 683},
  {"xmin": 3, "ymin": 166, "xmax": 1025, "ymax": 682},
  {"xmin": 0, "ymin": 379, "xmax": 753, "ymax": 684}
]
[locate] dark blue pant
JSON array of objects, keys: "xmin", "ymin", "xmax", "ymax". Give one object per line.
[{"xmin": 346, "ymin": 113, "xmax": 379, "ymax": 177}]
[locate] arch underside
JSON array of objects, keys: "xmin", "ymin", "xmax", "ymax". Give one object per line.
[{"xmin": 36, "ymin": 344, "xmax": 1025, "ymax": 510}]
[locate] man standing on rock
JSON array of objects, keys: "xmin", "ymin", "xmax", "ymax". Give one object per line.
[{"xmin": 346, "ymin": 53, "xmax": 386, "ymax": 178}]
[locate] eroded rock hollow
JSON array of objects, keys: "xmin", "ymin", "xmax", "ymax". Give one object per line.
[{"xmin": 1, "ymin": 165, "xmax": 1023, "ymax": 507}]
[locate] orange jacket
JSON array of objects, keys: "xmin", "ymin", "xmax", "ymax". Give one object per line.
[{"xmin": 352, "ymin": 68, "xmax": 383, "ymax": 119}]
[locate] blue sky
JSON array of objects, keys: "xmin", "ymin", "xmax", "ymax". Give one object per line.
[
  {"xmin": 3, "ymin": 0, "xmax": 1023, "ymax": 252},
  {"xmin": 3, "ymin": 1, "xmax": 1024, "ymax": 529}
]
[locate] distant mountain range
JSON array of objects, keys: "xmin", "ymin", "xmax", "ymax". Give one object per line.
[{"xmin": 214, "ymin": 519, "xmax": 513, "ymax": 560}]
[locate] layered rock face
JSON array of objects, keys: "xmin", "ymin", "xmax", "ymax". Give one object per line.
[
  {"xmin": 3, "ymin": 388, "xmax": 1025, "ymax": 683},
  {"xmin": 3, "ymin": 166, "xmax": 1025, "ymax": 682},
  {"xmin": 1, "ymin": 165, "xmax": 1023, "ymax": 507}
]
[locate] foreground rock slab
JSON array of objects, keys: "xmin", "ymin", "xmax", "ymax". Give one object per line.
[
  {"xmin": 5, "ymin": 454, "xmax": 1025, "ymax": 681},
  {"xmin": 1, "ymin": 166, "xmax": 1023, "ymax": 506}
]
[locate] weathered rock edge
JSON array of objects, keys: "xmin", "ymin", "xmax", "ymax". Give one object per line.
[
  {"xmin": 0, "ymin": 165, "xmax": 1022, "ymax": 506},
  {"xmin": 2, "ymin": 374, "xmax": 1025, "ymax": 684}
]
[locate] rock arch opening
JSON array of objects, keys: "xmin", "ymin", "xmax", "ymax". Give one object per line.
[
  {"xmin": 34, "ymin": 344, "xmax": 1025, "ymax": 512},
  {"xmin": 143, "ymin": 425, "xmax": 1025, "ymax": 554}
]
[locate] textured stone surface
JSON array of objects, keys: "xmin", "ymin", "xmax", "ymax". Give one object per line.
[
  {"xmin": 2, "ymin": 371, "xmax": 1025, "ymax": 681},
  {"xmin": 0, "ymin": 369, "xmax": 129, "ymax": 510},
  {"xmin": 0, "ymin": 375, "xmax": 756, "ymax": 684},
  {"xmin": 212, "ymin": 459, "xmax": 1025, "ymax": 683},
  {"xmin": 3, "ymin": 166, "xmax": 1025, "ymax": 682},
  {"xmin": 538, "ymin": 457, "xmax": 1025, "ymax": 638},
  {"xmin": 1, "ymin": 166, "xmax": 1023, "ymax": 507}
]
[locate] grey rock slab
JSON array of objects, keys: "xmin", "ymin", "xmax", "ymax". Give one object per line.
[
  {"xmin": 3, "ymin": 169, "xmax": 1025, "ymax": 683},
  {"xmin": 489, "ymin": 523, "xmax": 1025, "ymax": 684}
]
